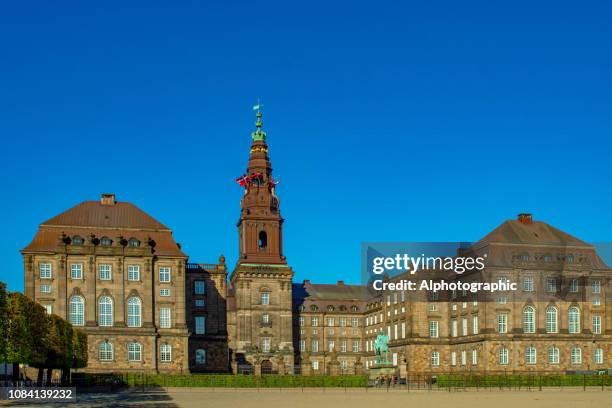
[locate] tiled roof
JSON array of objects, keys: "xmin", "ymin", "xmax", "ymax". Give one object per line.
[
  {"xmin": 293, "ymin": 282, "xmax": 370, "ymax": 301},
  {"xmin": 474, "ymin": 219, "xmax": 590, "ymax": 248}
]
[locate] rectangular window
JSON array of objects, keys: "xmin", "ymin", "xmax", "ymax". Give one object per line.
[
  {"xmin": 473, "ymin": 316, "xmax": 479, "ymax": 335},
  {"xmin": 340, "ymin": 340, "xmax": 347, "ymax": 352},
  {"xmin": 299, "ymin": 316, "xmax": 305, "ymax": 326},
  {"xmin": 99, "ymin": 264, "xmax": 112, "ymax": 280},
  {"xmin": 70, "ymin": 264, "xmax": 83, "ymax": 279},
  {"xmin": 451, "ymin": 351, "xmax": 457, "ymax": 366},
  {"xmin": 461, "ymin": 350, "xmax": 466, "ymax": 366},
  {"xmin": 592, "ymin": 279, "xmax": 601, "ymax": 294},
  {"xmin": 462, "ymin": 318, "xmax": 468, "ymax": 336},
  {"xmin": 592, "ymin": 298, "xmax": 601, "ymax": 306},
  {"xmin": 431, "ymin": 351, "xmax": 440, "ymax": 367},
  {"xmin": 499, "ymin": 348, "xmax": 509, "ymax": 365},
  {"xmin": 523, "ymin": 277, "xmax": 534, "ymax": 291},
  {"xmin": 339, "ymin": 317, "xmax": 347, "ymax": 327},
  {"xmin": 428, "ymin": 303, "xmax": 438, "ymax": 312},
  {"xmin": 547, "ymin": 278, "xmax": 557, "ymax": 293},
  {"xmin": 327, "ymin": 317, "xmax": 334, "ymax": 326},
  {"xmin": 352, "ymin": 340, "xmax": 359, "ymax": 352},
  {"xmin": 299, "ymin": 340, "xmax": 305, "ymax": 352},
  {"xmin": 195, "ymin": 316, "xmax": 206, "ymax": 334},
  {"xmin": 352, "ymin": 317, "xmax": 359, "ymax": 327},
  {"xmin": 592, "ymin": 315, "xmax": 601, "ymax": 334},
  {"xmin": 128, "ymin": 343, "xmax": 142, "ymax": 361},
  {"xmin": 498, "ymin": 314, "xmax": 508, "ymax": 334},
  {"xmin": 401, "ymin": 321, "xmax": 406, "ymax": 338},
  {"xmin": 40, "ymin": 284, "xmax": 51, "ymax": 293},
  {"xmin": 160, "ymin": 288, "xmax": 170, "ymax": 297},
  {"xmin": 195, "ymin": 280, "xmax": 205, "ymax": 294},
  {"xmin": 451, "ymin": 319, "xmax": 457, "ymax": 337},
  {"xmin": 159, "ymin": 307, "xmax": 171, "ymax": 328},
  {"xmin": 548, "ymin": 347, "xmax": 559, "ymax": 364},
  {"xmin": 429, "ymin": 321, "xmax": 439, "ymax": 338},
  {"xmin": 571, "ymin": 347, "xmax": 582, "ymax": 364},
  {"xmin": 44, "ymin": 304, "xmax": 52, "ymax": 314},
  {"xmin": 472, "ymin": 350, "xmax": 478, "ymax": 366},
  {"xmin": 496, "ymin": 297, "xmax": 507, "ymax": 304},
  {"xmin": 260, "ymin": 292, "xmax": 270, "ymax": 305},
  {"xmin": 328, "ymin": 340, "xmax": 335, "ymax": 351},
  {"xmin": 569, "ymin": 278, "xmax": 578, "ymax": 293},
  {"xmin": 526, "ymin": 347, "xmax": 536, "ymax": 365},
  {"xmin": 159, "ymin": 267, "xmax": 171, "ymax": 283},
  {"xmin": 195, "ymin": 299, "xmax": 205, "ymax": 307},
  {"xmin": 160, "ymin": 344, "xmax": 172, "ymax": 362},
  {"xmin": 311, "ymin": 340, "xmax": 319, "ymax": 352},
  {"xmin": 312, "ymin": 360, "xmax": 319, "ymax": 370},
  {"xmin": 394, "ymin": 323, "xmax": 398, "ymax": 339},
  {"xmin": 127, "ymin": 265, "xmax": 140, "ymax": 281},
  {"xmin": 39, "ymin": 263, "xmax": 52, "ymax": 279}
]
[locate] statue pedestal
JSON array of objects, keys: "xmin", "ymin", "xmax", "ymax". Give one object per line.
[{"xmin": 368, "ymin": 363, "xmax": 397, "ymax": 381}]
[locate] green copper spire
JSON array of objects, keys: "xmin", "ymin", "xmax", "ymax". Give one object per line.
[{"xmin": 251, "ymin": 106, "xmax": 267, "ymax": 142}]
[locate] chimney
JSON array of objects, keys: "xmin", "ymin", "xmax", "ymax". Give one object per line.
[
  {"xmin": 518, "ymin": 213, "xmax": 533, "ymax": 224},
  {"xmin": 337, "ymin": 280, "xmax": 345, "ymax": 286},
  {"xmin": 101, "ymin": 193, "xmax": 116, "ymax": 205}
]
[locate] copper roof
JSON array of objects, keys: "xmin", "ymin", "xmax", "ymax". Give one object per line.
[{"xmin": 474, "ymin": 219, "xmax": 591, "ymax": 248}]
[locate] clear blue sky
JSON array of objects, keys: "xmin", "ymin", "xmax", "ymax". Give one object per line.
[{"xmin": 1, "ymin": 1, "xmax": 611, "ymax": 292}]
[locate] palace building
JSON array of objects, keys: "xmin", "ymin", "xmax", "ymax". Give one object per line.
[{"xmin": 22, "ymin": 112, "xmax": 610, "ymax": 375}]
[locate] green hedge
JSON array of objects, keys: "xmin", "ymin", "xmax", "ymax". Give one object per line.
[
  {"xmin": 76, "ymin": 373, "xmax": 368, "ymax": 388},
  {"xmin": 436, "ymin": 374, "xmax": 611, "ymax": 388}
]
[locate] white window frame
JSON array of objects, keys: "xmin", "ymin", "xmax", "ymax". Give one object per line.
[
  {"xmin": 159, "ymin": 307, "xmax": 171, "ymax": 328},
  {"xmin": 594, "ymin": 348, "xmax": 603, "ymax": 364},
  {"xmin": 569, "ymin": 307, "xmax": 581, "ymax": 334},
  {"xmin": 548, "ymin": 347, "xmax": 559, "ymax": 364},
  {"xmin": 127, "ymin": 265, "xmax": 140, "ymax": 281},
  {"xmin": 98, "ymin": 296, "xmax": 113, "ymax": 326},
  {"xmin": 526, "ymin": 347, "xmax": 536, "ymax": 365},
  {"xmin": 429, "ymin": 321, "xmax": 439, "ymax": 338},
  {"xmin": 40, "ymin": 284, "xmax": 51, "ymax": 293},
  {"xmin": 546, "ymin": 306, "xmax": 558, "ymax": 333},
  {"xmin": 159, "ymin": 267, "xmax": 171, "ymax": 283},
  {"xmin": 592, "ymin": 315, "xmax": 601, "ymax": 334},
  {"xmin": 498, "ymin": 314, "xmax": 507, "ymax": 334},
  {"xmin": 472, "ymin": 316, "xmax": 479, "ymax": 335},
  {"xmin": 431, "ymin": 351, "xmax": 440, "ymax": 367},
  {"xmin": 69, "ymin": 295, "xmax": 85, "ymax": 326},
  {"xmin": 128, "ymin": 342, "xmax": 142, "ymax": 362},
  {"xmin": 160, "ymin": 288, "xmax": 170, "ymax": 297},
  {"xmin": 70, "ymin": 263, "xmax": 83, "ymax": 280},
  {"xmin": 523, "ymin": 306, "xmax": 535, "ymax": 334},
  {"xmin": 99, "ymin": 264, "xmax": 112, "ymax": 281},
  {"xmin": 39, "ymin": 263, "xmax": 52, "ymax": 279},
  {"xmin": 160, "ymin": 344, "xmax": 172, "ymax": 362},
  {"xmin": 571, "ymin": 347, "xmax": 582, "ymax": 365},
  {"xmin": 260, "ymin": 292, "xmax": 270, "ymax": 305},
  {"xmin": 99, "ymin": 342, "xmax": 113, "ymax": 361},
  {"xmin": 523, "ymin": 277, "xmax": 534, "ymax": 292},
  {"xmin": 499, "ymin": 348, "xmax": 509, "ymax": 365},
  {"xmin": 127, "ymin": 297, "xmax": 142, "ymax": 327}
]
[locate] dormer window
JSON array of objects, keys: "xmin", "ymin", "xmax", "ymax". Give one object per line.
[
  {"xmin": 72, "ymin": 236, "xmax": 84, "ymax": 245},
  {"xmin": 351, "ymin": 305, "xmax": 359, "ymax": 312},
  {"xmin": 100, "ymin": 237, "xmax": 112, "ymax": 246},
  {"xmin": 128, "ymin": 238, "xmax": 141, "ymax": 248},
  {"xmin": 311, "ymin": 305, "xmax": 319, "ymax": 312},
  {"xmin": 327, "ymin": 305, "xmax": 335, "ymax": 312}
]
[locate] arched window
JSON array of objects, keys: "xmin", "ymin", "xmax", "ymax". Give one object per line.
[
  {"xmin": 128, "ymin": 238, "xmax": 141, "ymax": 248},
  {"xmin": 69, "ymin": 295, "xmax": 85, "ymax": 326},
  {"xmin": 571, "ymin": 347, "xmax": 582, "ymax": 364},
  {"xmin": 100, "ymin": 236, "xmax": 112, "ymax": 246},
  {"xmin": 196, "ymin": 349, "xmax": 207, "ymax": 365},
  {"xmin": 99, "ymin": 341, "xmax": 113, "ymax": 361},
  {"xmin": 127, "ymin": 297, "xmax": 142, "ymax": 327},
  {"xmin": 569, "ymin": 306, "xmax": 580, "ymax": 334},
  {"xmin": 548, "ymin": 346, "xmax": 559, "ymax": 364},
  {"xmin": 351, "ymin": 305, "xmax": 359, "ymax": 312},
  {"xmin": 99, "ymin": 296, "xmax": 113, "ymax": 326},
  {"xmin": 72, "ymin": 236, "xmax": 84, "ymax": 245},
  {"xmin": 258, "ymin": 231, "xmax": 267, "ymax": 249},
  {"xmin": 128, "ymin": 342, "xmax": 142, "ymax": 361},
  {"xmin": 545, "ymin": 306, "xmax": 558, "ymax": 333},
  {"xmin": 311, "ymin": 305, "xmax": 319, "ymax": 312},
  {"xmin": 260, "ymin": 292, "xmax": 270, "ymax": 305},
  {"xmin": 523, "ymin": 306, "xmax": 535, "ymax": 333},
  {"xmin": 525, "ymin": 347, "xmax": 536, "ymax": 365}
]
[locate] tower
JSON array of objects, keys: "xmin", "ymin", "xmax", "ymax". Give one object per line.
[{"xmin": 229, "ymin": 107, "xmax": 294, "ymax": 374}]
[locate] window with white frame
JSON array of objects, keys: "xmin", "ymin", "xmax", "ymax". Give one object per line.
[
  {"xmin": 69, "ymin": 295, "xmax": 84, "ymax": 326},
  {"xmin": 98, "ymin": 296, "xmax": 113, "ymax": 326},
  {"xmin": 569, "ymin": 278, "xmax": 579, "ymax": 293},
  {"xmin": 160, "ymin": 288, "xmax": 170, "ymax": 297},
  {"xmin": 499, "ymin": 348, "xmax": 508, "ymax": 365},
  {"xmin": 352, "ymin": 340, "xmax": 359, "ymax": 352},
  {"xmin": 591, "ymin": 279, "xmax": 601, "ymax": 293},
  {"xmin": 429, "ymin": 321, "xmax": 439, "ymax": 338},
  {"xmin": 496, "ymin": 296, "xmax": 507, "ymax": 304},
  {"xmin": 39, "ymin": 263, "xmax": 52, "ymax": 279},
  {"xmin": 592, "ymin": 315, "xmax": 601, "ymax": 334},
  {"xmin": 99, "ymin": 341, "xmax": 113, "ymax": 361},
  {"xmin": 461, "ymin": 350, "xmax": 466, "ymax": 366},
  {"xmin": 311, "ymin": 340, "xmax": 319, "ymax": 352},
  {"xmin": 462, "ymin": 318, "xmax": 468, "ymax": 336},
  {"xmin": 260, "ymin": 292, "xmax": 270, "ymax": 305},
  {"xmin": 352, "ymin": 317, "xmax": 359, "ymax": 327},
  {"xmin": 548, "ymin": 347, "xmax": 559, "ymax": 364},
  {"xmin": 594, "ymin": 348, "xmax": 603, "ymax": 364},
  {"xmin": 472, "ymin": 350, "xmax": 478, "ymax": 366},
  {"xmin": 312, "ymin": 360, "xmax": 319, "ymax": 370},
  {"xmin": 569, "ymin": 306, "xmax": 581, "ymax": 334},
  {"xmin": 497, "ymin": 314, "xmax": 507, "ymax": 334},
  {"xmin": 523, "ymin": 277, "xmax": 534, "ymax": 292},
  {"xmin": 311, "ymin": 316, "xmax": 318, "ymax": 326},
  {"xmin": 431, "ymin": 351, "xmax": 440, "ymax": 367},
  {"xmin": 523, "ymin": 306, "xmax": 535, "ymax": 333},
  {"xmin": 195, "ymin": 316, "xmax": 206, "ymax": 334},
  {"xmin": 40, "ymin": 284, "xmax": 51, "ymax": 293},
  {"xmin": 451, "ymin": 351, "xmax": 457, "ymax": 366},
  {"xmin": 401, "ymin": 321, "xmax": 406, "ymax": 338},
  {"xmin": 571, "ymin": 347, "xmax": 582, "ymax": 364},
  {"xmin": 99, "ymin": 264, "xmax": 112, "ymax": 280},
  {"xmin": 44, "ymin": 304, "xmax": 52, "ymax": 314},
  {"xmin": 526, "ymin": 347, "xmax": 536, "ymax": 365},
  {"xmin": 299, "ymin": 316, "xmax": 305, "ymax": 326},
  {"xmin": 159, "ymin": 267, "xmax": 171, "ymax": 282},
  {"xmin": 473, "ymin": 316, "xmax": 479, "ymax": 334},
  {"xmin": 160, "ymin": 344, "xmax": 172, "ymax": 362},
  {"xmin": 341, "ymin": 340, "xmax": 347, "ymax": 352},
  {"xmin": 127, "ymin": 297, "xmax": 142, "ymax": 327},
  {"xmin": 127, "ymin": 265, "xmax": 140, "ymax": 281},
  {"xmin": 195, "ymin": 280, "xmax": 205, "ymax": 294},
  {"xmin": 128, "ymin": 342, "xmax": 142, "ymax": 361},
  {"xmin": 196, "ymin": 348, "xmax": 206, "ymax": 364},
  {"xmin": 592, "ymin": 298, "xmax": 601, "ymax": 306},
  {"xmin": 451, "ymin": 319, "xmax": 457, "ymax": 337},
  {"xmin": 159, "ymin": 307, "xmax": 171, "ymax": 328},
  {"xmin": 547, "ymin": 278, "xmax": 557, "ymax": 293},
  {"xmin": 546, "ymin": 306, "xmax": 558, "ymax": 333},
  {"xmin": 71, "ymin": 264, "xmax": 83, "ymax": 279},
  {"xmin": 299, "ymin": 340, "xmax": 305, "ymax": 352},
  {"xmin": 261, "ymin": 337, "xmax": 271, "ymax": 352},
  {"xmin": 328, "ymin": 340, "xmax": 335, "ymax": 352}
]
